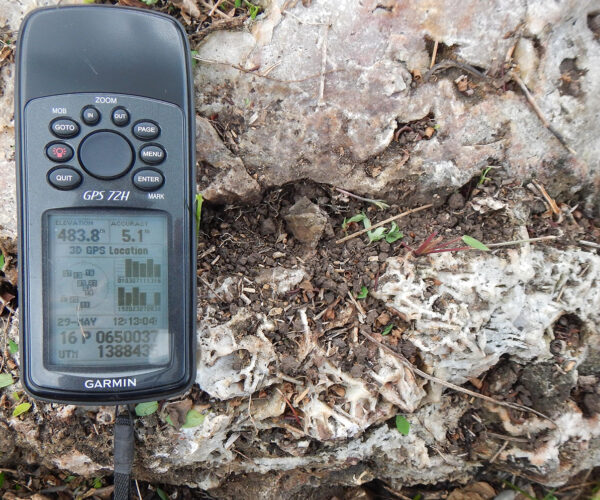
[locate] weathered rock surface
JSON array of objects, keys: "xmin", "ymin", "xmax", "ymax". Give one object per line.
[
  {"xmin": 2, "ymin": 0, "xmax": 600, "ymax": 498},
  {"xmin": 194, "ymin": 0, "xmax": 600, "ymax": 211}
]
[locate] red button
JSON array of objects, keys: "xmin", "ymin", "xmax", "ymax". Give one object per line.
[{"xmin": 46, "ymin": 142, "xmax": 74, "ymax": 162}]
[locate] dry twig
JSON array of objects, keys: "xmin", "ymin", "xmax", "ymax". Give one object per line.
[
  {"xmin": 430, "ymin": 40, "xmax": 439, "ymax": 69},
  {"xmin": 193, "ymin": 56, "xmax": 344, "ymax": 83},
  {"xmin": 511, "ymin": 72, "xmax": 576, "ymax": 156},
  {"xmin": 317, "ymin": 22, "xmax": 329, "ymax": 106},
  {"xmin": 360, "ymin": 330, "xmax": 557, "ymax": 427},
  {"xmin": 486, "ymin": 235, "xmax": 558, "ymax": 248},
  {"xmin": 336, "ymin": 203, "xmax": 433, "ymax": 244}
]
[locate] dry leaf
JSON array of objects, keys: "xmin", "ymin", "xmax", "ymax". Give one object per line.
[
  {"xmin": 117, "ymin": 0, "xmax": 148, "ymax": 7},
  {"xmin": 164, "ymin": 399, "xmax": 193, "ymax": 428},
  {"xmin": 172, "ymin": 0, "xmax": 201, "ymax": 18},
  {"xmin": 447, "ymin": 482, "xmax": 495, "ymax": 500}
]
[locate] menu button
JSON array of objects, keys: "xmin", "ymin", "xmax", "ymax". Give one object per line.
[{"xmin": 139, "ymin": 144, "xmax": 165, "ymax": 164}]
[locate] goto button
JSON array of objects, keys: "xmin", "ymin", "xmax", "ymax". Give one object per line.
[
  {"xmin": 111, "ymin": 107, "xmax": 130, "ymax": 126},
  {"xmin": 133, "ymin": 121, "xmax": 160, "ymax": 140},
  {"xmin": 50, "ymin": 118, "xmax": 79, "ymax": 138},
  {"xmin": 139, "ymin": 144, "xmax": 165, "ymax": 164},
  {"xmin": 46, "ymin": 142, "xmax": 74, "ymax": 162},
  {"xmin": 48, "ymin": 167, "xmax": 82, "ymax": 190},
  {"xmin": 133, "ymin": 169, "xmax": 164, "ymax": 191},
  {"xmin": 81, "ymin": 106, "xmax": 100, "ymax": 125}
]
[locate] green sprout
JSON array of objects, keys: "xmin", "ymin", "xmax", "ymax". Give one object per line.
[
  {"xmin": 381, "ymin": 324, "xmax": 394, "ymax": 336},
  {"xmin": 355, "ymin": 286, "xmax": 368, "ymax": 299},
  {"xmin": 395, "ymin": 415, "xmax": 410, "ymax": 435},
  {"xmin": 195, "ymin": 193, "xmax": 204, "ymax": 236},
  {"xmin": 8, "ymin": 340, "xmax": 18, "ymax": 355},
  {"xmin": 478, "ymin": 166, "xmax": 495, "ymax": 186},
  {"xmin": 135, "ymin": 401, "xmax": 159, "ymax": 417},
  {"xmin": 12, "ymin": 402, "xmax": 31, "ymax": 417}
]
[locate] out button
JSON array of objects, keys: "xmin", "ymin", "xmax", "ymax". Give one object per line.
[
  {"xmin": 48, "ymin": 167, "xmax": 82, "ymax": 190},
  {"xmin": 133, "ymin": 169, "xmax": 164, "ymax": 191},
  {"xmin": 111, "ymin": 107, "xmax": 130, "ymax": 126}
]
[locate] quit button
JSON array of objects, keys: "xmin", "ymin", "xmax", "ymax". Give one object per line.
[
  {"xmin": 48, "ymin": 167, "xmax": 82, "ymax": 190},
  {"xmin": 133, "ymin": 169, "xmax": 164, "ymax": 191}
]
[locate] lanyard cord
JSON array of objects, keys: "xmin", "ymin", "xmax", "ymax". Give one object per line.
[{"xmin": 113, "ymin": 405, "xmax": 135, "ymax": 500}]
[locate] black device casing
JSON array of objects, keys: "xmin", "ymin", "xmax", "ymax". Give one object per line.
[{"xmin": 15, "ymin": 6, "xmax": 196, "ymax": 404}]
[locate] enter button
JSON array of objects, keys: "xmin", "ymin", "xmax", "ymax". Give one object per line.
[{"xmin": 133, "ymin": 169, "xmax": 164, "ymax": 191}]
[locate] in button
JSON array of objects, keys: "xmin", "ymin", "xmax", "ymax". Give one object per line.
[{"xmin": 81, "ymin": 106, "xmax": 101, "ymax": 125}]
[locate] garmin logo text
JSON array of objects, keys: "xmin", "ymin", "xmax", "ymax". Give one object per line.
[{"xmin": 84, "ymin": 378, "xmax": 137, "ymax": 389}]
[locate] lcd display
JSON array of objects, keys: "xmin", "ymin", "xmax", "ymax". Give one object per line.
[{"xmin": 45, "ymin": 212, "xmax": 169, "ymax": 367}]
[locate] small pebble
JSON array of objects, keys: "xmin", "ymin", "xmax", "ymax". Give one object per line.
[{"xmin": 447, "ymin": 192, "xmax": 465, "ymax": 210}]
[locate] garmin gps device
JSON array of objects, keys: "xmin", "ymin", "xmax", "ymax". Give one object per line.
[{"xmin": 15, "ymin": 6, "xmax": 196, "ymax": 404}]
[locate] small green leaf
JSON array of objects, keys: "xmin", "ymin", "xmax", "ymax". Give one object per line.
[
  {"xmin": 342, "ymin": 213, "xmax": 366, "ymax": 231},
  {"xmin": 135, "ymin": 401, "xmax": 158, "ymax": 417},
  {"xmin": 413, "ymin": 494, "xmax": 423, "ymax": 500},
  {"xmin": 8, "ymin": 340, "xmax": 18, "ymax": 355},
  {"xmin": 64, "ymin": 475, "xmax": 76, "ymax": 483},
  {"xmin": 82, "ymin": 0, "xmax": 96, "ymax": 3},
  {"xmin": 372, "ymin": 200, "xmax": 390, "ymax": 211},
  {"xmin": 190, "ymin": 50, "xmax": 198, "ymax": 68},
  {"xmin": 355, "ymin": 286, "xmax": 368, "ymax": 299},
  {"xmin": 381, "ymin": 324, "xmax": 394, "ymax": 336},
  {"xmin": 395, "ymin": 415, "xmax": 410, "ymax": 435},
  {"xmin": 462, "ymin": 235, "xmax": 490, "ymax": 251},
  {"xmin": 140, "ymin": 0, "xmax": 159, "ymax": 4},
  {"xmin": 0, "ymin": 373, "xmax": 13, "ymax": 388},
  {"xmin": 156, "ymin": 488, "xmax": 170, "ymax": 500},
  {"xmin": 0, "ymin": 253, "xmax": 4, "ymax": 269},
  {"xmin": 12, "ymin": 402, "xmax": 31, "ymax": 417},
  {"xmin": 165, "ymin": 414, "xmax": 174, "ymax": 426},
  {"xmin": 195, "ymin": 193, "xmax": 204, "ymax": 236},
  {"xmin": 182, "ymin": 409, "xmax": 205, "ymax": 428},
  {"xmin": 0, "ymin": 472, "xmax": 5, "ymax": 488},
  {"xmin": 367, "ymin": 226, "xmax": 387, "ymax": 243},
  {"xmin": 92, "ymin": 477, "xmax": 102, "ymax": 489},
  {"xmin": 385, "ymin": 222, "xmax": 403, "ymax": 243},
  {"xmin": 235, "ymin": 0, "xmax": 241, "ymax": 7}
]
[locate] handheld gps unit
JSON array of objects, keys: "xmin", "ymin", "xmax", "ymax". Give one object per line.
[{"xmin": 15, "ymin": 6, "xmax": 196, "ymax": 404}]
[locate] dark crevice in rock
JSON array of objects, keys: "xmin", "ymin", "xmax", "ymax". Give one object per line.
[
  {"xmin": 558, "ymin": 58, "xmax": 587, "ymax": 97},
  {"xmin": 587, "ymin": 11, "xmax": 600, "ymax": 40},
  {"xmin": 552, "ymin": 313, "xmax": 583, "ymax": 351},
  {"xmin": 424, "ymin": 36, "xmax": 459, "ymax": 63}
]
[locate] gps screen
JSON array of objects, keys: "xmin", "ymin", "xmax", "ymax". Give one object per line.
[{"xmin": 45, "ymin": 212, "xmax": 170, "ymax": 368}]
